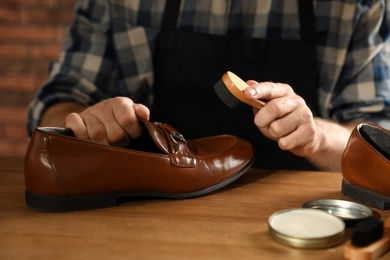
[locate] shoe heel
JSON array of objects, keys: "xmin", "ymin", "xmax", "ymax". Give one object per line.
[
  {"xmin": 25, "ymin": 190, "xmax": 118, "ymax": 212},
  {"xmin": 342, "ymin": 179, "xmax": 390, "ymax": 210}
]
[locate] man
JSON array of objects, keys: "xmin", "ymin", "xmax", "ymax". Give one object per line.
[{"xmin": 27, "ymin": 0, "xmax": 390, "ymax": 171}]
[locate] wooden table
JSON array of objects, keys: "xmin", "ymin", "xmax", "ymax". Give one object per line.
[{"xmin": 1, "ymin": 156, "xmax": 390, "ymax": 259}]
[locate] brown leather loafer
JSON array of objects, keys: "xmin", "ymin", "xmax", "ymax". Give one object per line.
[
  {"xmin": 342, "ymin": 123, "xmax": 390, "ymax": 209},
  {"xmin": 25, "ymin": 120, "xmax": 254, "ymax": 211}
]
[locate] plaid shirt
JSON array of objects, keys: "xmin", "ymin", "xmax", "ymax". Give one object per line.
[{"xmin": 27, "ymin": 0, "xmax": 390, "ymax": 135}]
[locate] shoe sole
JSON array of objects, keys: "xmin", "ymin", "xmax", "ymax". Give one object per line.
[
  {"xmin": 26, "ymin": 157, "xmax": 254, "ymax": 212},
  {"xmin": 341, "ymin": 179, "xmax": 390, "ymax": 210}
]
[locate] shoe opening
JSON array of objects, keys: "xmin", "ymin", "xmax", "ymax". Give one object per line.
[{"xmin": 359, "ymin": 124, "xmax": 390, "ymax": 161}]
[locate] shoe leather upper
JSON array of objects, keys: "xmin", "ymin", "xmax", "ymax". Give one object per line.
[
  {"xmin": 342, "ymin": 123, "xmax": 390, "ymax": 197},
  {"xmin": 24, "ymin": 120, "xmax": 254, "ymax": 196}
]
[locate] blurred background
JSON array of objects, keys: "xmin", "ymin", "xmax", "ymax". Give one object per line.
[{"xmin": 0, "ymin": 0, "xmax": 77, "ymax": 157}]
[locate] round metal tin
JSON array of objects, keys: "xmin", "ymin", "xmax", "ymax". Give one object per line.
[
  {"xmin": 268, "ymin": 208, "xmax": 345, "ymax": 249},
  {"xmin": 302, "ymin": 199, "xmax": 373, "ymax": 227}
]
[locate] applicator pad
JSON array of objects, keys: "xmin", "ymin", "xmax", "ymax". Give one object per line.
[{"xmin": 214, "ymin": 71, "xmax": 266, "ymax": 109}]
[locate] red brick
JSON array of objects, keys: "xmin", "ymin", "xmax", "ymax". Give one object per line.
[
  {"xmin": 4, "ymin": 45, "xmax": 62, "ymax": 60},
  {"xmin": 1, "ymin": 75, "xmax": 36, "ymax": 90},
  {"xmin": 30, "ymin": 9, "xmax": 74, "ymax": 25},
  {"xmin": 0, "ymin": 26, "xmax": 64, "ymax": 42},
  {"xmin": 0, "ymin": 3, "xmax": 76, "ymax": 25},
  {"xmin": 0, "ymin": 6, "xmax": 27, "ymax": 24},
  {"xmin": 58, "ymin": 11, "xmax": 76, "ymax": 25},
  {"xmin": 0, "ymin": 140, "xmax": 28, "ymax": 157},
  {"xmin": 3, "ymin": 124, "xmax": 28, "ymax": 139},
  {"xmin": 0, "ymin": 0, "xmax": 74, "ymax": 8},
  {"xmin": 29, "ymin": 43, "xmax": 62, "ymax": 60},
  {"xmin": 0, "ymin": 119, "xmax": 29, "ymax": 157},
  {"xmin": 0, "ymin": 0, "xmax": 78, "ymax": 157},
  {"xmin": 0, "ymin": 74, "xmax": 51, "ymax": 92},
  {"xmin": 0, "ymin": 59, "xmax": 51, "ymax": 74},
  {"xmin": 0, "ymin": 43, "xmax": 61, "ymax": 66},
  {"xmin": 0, "ymin": 107, "xmax": 28, "ymax": 122},
  {"xmin": 0, "ymin": 43, "xmax": 27, "ymax": 58},
  {"xmin": 0, "ymin": 89, "xmax": 35, "ymax": 107}
]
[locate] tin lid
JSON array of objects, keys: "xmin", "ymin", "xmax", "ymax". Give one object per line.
[
  {"xmin": 268, "ymin": 208, "xmax": 345, "ymax": 249},
  {"xmin": 302, "ymin": 199, "xmax": 373, "ymax": 227}
]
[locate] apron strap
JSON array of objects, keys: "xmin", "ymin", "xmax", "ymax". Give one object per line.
[
  {"xmin": 161, "ymin": 0, "xmax": 316, "ymax": 43},
  {"xmin": 298, "ymin": 0, "xmax": 316, "ymax": 43},
  {"xmin": 161, "ymin": 0, "xmax": 181, "ymax": 30}
]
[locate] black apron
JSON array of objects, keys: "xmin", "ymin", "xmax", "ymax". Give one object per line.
[{"xmin": 151, "ymin": 0, "xmax": 319, "ymax": 170}]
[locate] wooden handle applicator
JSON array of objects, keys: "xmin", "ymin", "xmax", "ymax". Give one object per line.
[
  {"xmin": 214, "ymin": 71, "xmax": 266, "ymax": 109},
  {"xmin": 344, "ymin": 217, "xmax": 390, "ymax": 260}
]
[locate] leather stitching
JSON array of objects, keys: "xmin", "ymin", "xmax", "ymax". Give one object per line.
[{"xmin": 45, "ymin": 132, "xmax": 70, "ymax": 195}]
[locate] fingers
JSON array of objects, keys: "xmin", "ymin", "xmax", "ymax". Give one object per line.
[
  {"xmin": 112, "ymin": 98, "xmax": 149, "ymax": 141},
  {"xmin": 246, "ymin": 81, "xmax": 318, "ymax": 156},
  {"xmin": 256, "ymin": 94, "xmax": 308, "ymax": 128},
  {"xmin": 66, "ymin": 103, "xmax": 124, "ymax": 146},
  {"xmin": 133, "ymin": 103, "xmax": 150, "ymax": 121},
  {"xmin": 65, "ymin": 112, "xmax": 90, "ymax": 140},
  {"xmin": 257, "ymin": 105, "xmax": 317, "ymax": 156},
  {"xmin": 249, "ymin": 81, "xmax": 307, "ymax": 130},
  {"xmin": 65, "ymin": 97, "xmax": 150, "ymax": 147},
  {"xmin": 245, "ymin": 81, "xmax": 293, "ymax": 101},
  {"xmin": 277, "ymin": 123, "xmax": 317, "ymax": 155},
  {"xmin": 246, "ymin": 80, "xmax": 258, "ymax": 86}
]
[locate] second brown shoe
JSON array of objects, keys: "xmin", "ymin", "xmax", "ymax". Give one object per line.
[
  {"xmin": 342, "ymin": 123, "xmax": 390, "ymax": 209},
  {"xmin": 25, "ymin": 120, "xmax": 254, "ymax": 212}
]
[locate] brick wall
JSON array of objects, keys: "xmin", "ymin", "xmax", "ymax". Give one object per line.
[{"xmin": 0, "ymin": 0, "xmax": 78, "ymax": 157}]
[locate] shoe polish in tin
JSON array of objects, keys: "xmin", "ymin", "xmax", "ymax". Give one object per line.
[{"xmin": 268, "ymin": 208, "xmax": 345, "ymax": 249}]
